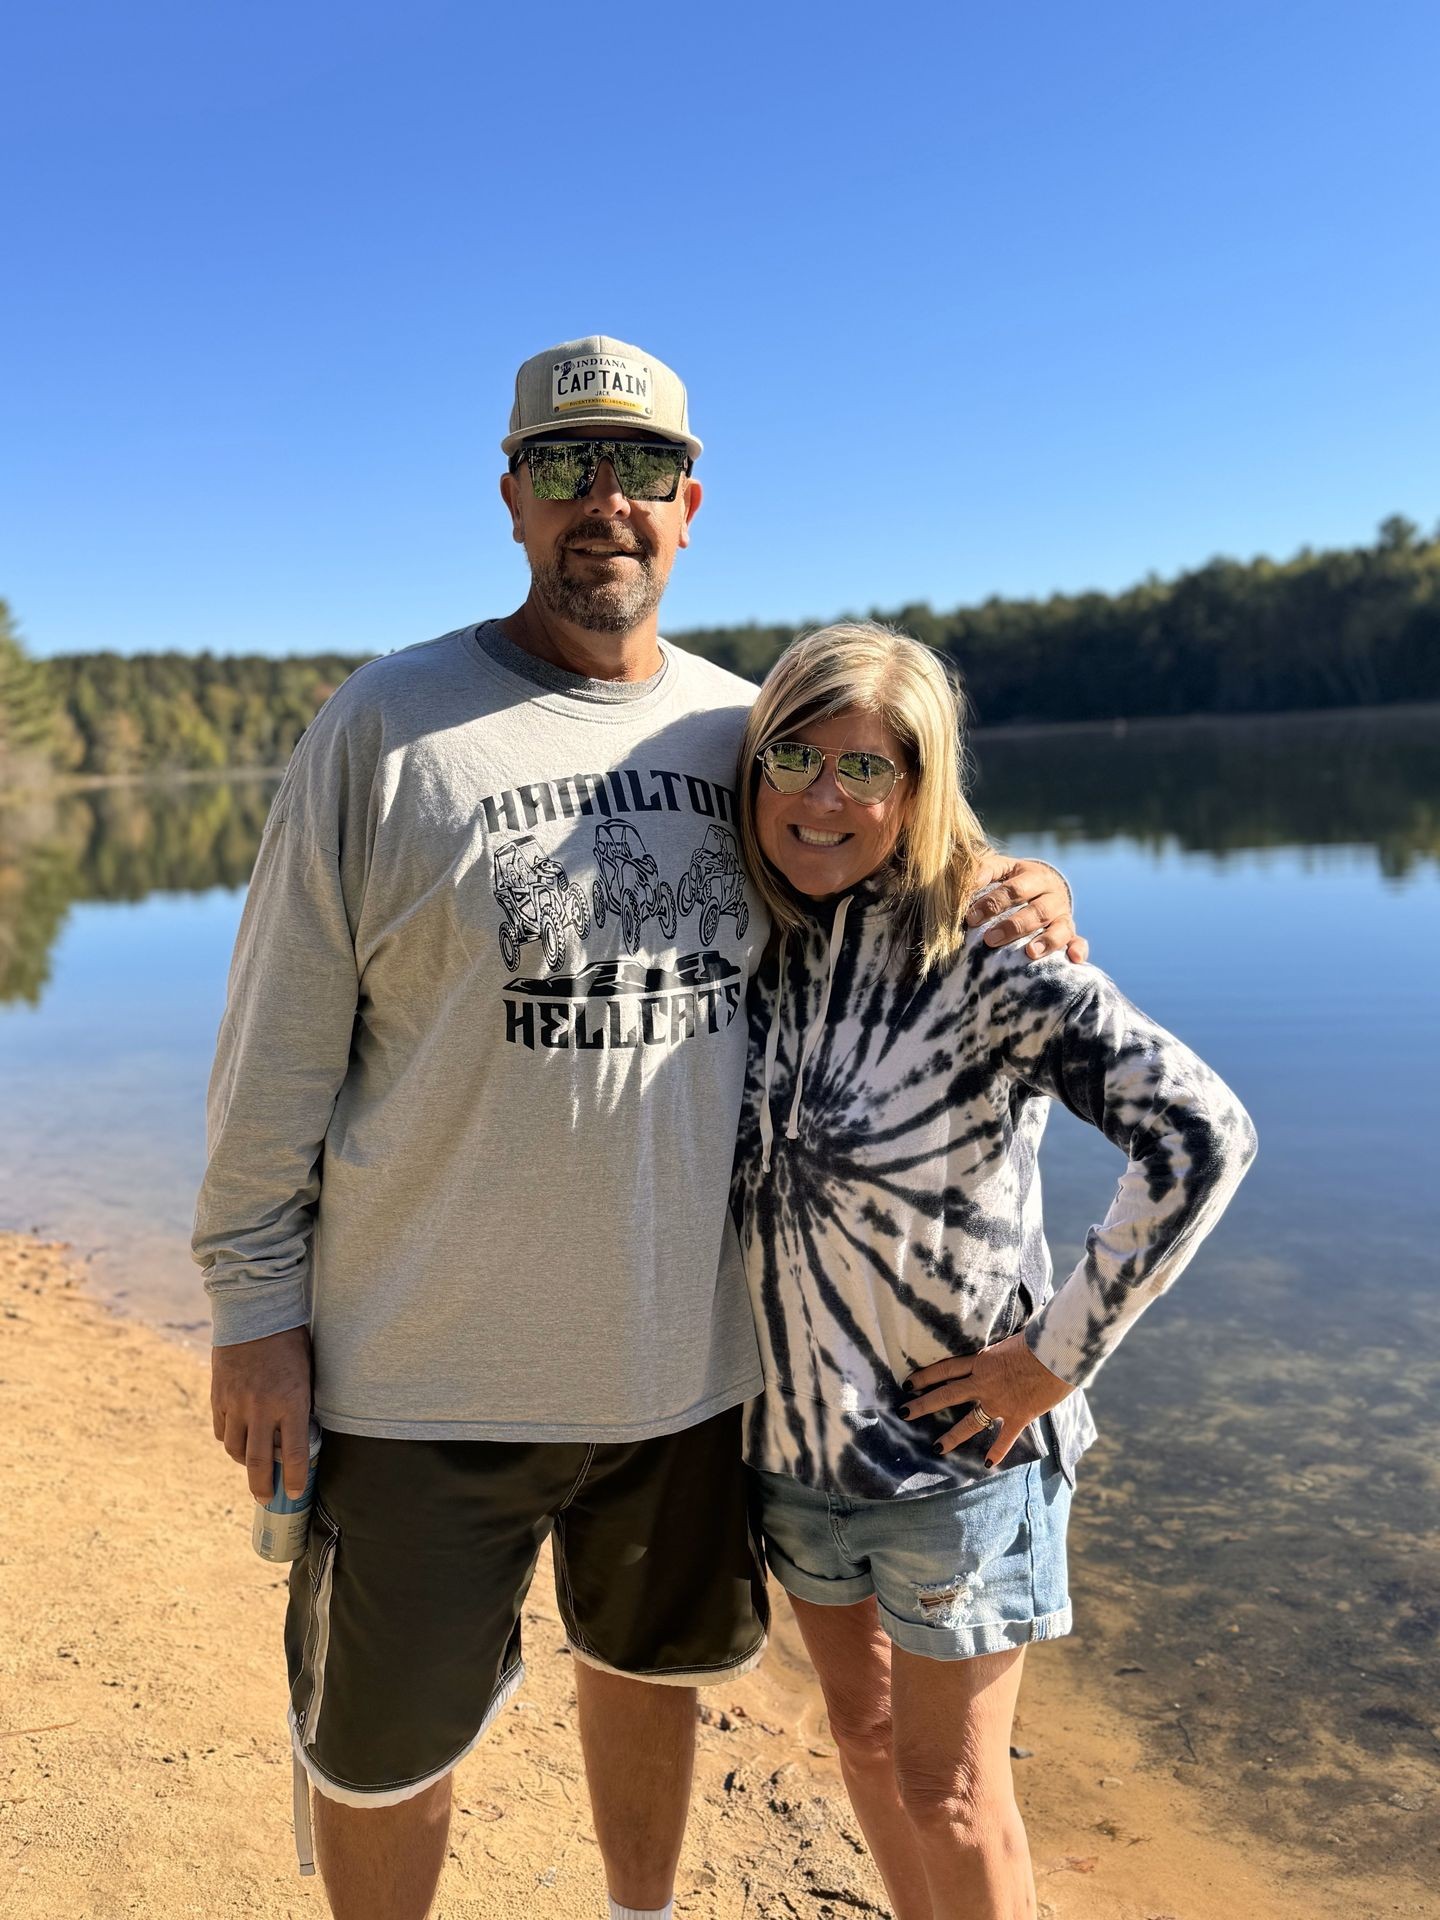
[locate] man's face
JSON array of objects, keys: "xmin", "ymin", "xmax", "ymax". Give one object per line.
[{"xmin": 500, "ymin": 426, "xmax": 702, "ymax": 633}]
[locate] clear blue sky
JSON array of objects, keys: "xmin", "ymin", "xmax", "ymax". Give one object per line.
[{"xmin": 4, "ymin": 1, "xmax": 1437, "ymax": 659}]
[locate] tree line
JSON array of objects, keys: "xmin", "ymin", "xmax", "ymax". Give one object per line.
[
  {"xmin": 681, "ymin": 515, "xmax": 1440, "ymax": 721},
  {"xmin": 33, "ymin": 641, "xmax": 365, "ymax": 779},
  {"xmin": 2, "ymin": 517, "xmax": 1437, "ymax": 788}
]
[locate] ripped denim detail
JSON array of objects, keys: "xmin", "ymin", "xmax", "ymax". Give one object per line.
[{"xmin": 915, "ymin": 1571, "xmax": 987, "ymax": 1629}]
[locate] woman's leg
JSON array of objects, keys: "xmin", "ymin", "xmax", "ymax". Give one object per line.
[
  {"xmin": 890, "ymin": 1642, "xmax": 1033, "ymax": 1920},
  {"xmin": 786, "ymin": 1593, "xmax": 934, "ymax": 1920}
]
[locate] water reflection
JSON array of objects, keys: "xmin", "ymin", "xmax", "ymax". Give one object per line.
[
  {"xmin": 0, "ymin": 779, "xmax": 277, "ymax": 1004},
  {"xmin": 2, "ymin": 709, "xmax": 1437, "ymax": 1009},
  {"xmin": 975, "ymin": 704, "xmax": 1440, "ymax": 877}
]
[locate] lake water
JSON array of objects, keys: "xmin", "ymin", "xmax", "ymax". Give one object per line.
[{"xmin": 2, "ymin": 706, "xmax": 1437, "ymax": 1878}]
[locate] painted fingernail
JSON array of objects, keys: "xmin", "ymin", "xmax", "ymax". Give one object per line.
[
  {"xmin": 901, "ymin": 1407, "xmax": 916, "ymax": 1420},
  {"xmin": 932, "ymin": 1441, "xmax": 946, "ymax": 1455}
]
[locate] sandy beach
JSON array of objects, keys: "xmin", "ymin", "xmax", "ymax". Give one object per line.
[{"xmin": 0, "ymin": 1233, "xmax": 1429, "ymax": 1920}]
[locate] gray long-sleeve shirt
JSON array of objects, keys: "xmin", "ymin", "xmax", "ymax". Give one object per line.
[{"xmin": 193, "ymin": 621, "xmax": 768, "ymax": 1441}]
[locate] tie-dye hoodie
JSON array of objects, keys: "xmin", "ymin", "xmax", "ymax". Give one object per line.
[{"xmin": 731, "ymin": 888, "xmax": 1257, "ymax": 1499}]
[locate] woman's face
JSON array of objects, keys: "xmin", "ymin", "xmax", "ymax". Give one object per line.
[{"xmin": 755, "ymin": 707, "xmax": 914, "ymax": 900}]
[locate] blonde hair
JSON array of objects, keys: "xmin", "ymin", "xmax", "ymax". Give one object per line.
[{"xmin": 738, "ymin": 621, "xmax": 987, "ymax": 976}]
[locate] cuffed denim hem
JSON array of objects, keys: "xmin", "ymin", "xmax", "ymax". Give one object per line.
[
  {"xmin": 762, "ymin": 1534, "xmax": 875, "ymax": 1609},
  {"xmin": 881, "ymin": 1600, "xmax": 1073, "ymax": 1661},
  {"xmin": 755, "ymin": 1457, "xmax": 1074, "ymax": 1660}
]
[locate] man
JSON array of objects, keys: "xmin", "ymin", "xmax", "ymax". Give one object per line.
[{"xmin": 196, "ymin": 334, "xmax": 1082, "ymax": 1920}]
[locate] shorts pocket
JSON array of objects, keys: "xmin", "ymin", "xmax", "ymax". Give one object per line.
[
  {"xmin": 292, "ymin": 1504, "xmax": 340, "ymax": 1754},
  {"xmin": 1024, "ymin": 1461, "xmax": 1073, "ymax": 1626}
]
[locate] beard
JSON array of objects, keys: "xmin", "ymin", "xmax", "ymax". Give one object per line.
[{"xmin": 530, "ymin": 522, "xmax": 666, "ymax": 633}]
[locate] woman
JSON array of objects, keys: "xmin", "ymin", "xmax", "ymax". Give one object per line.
[{"xmin": 731, "ymin": 622, "xmax": 1257, "ymax": 1920}]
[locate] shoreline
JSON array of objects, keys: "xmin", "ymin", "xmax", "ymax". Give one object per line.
[{"xmin": 2, "ymin": 1232, "xmax": 1425, "ymax": 1918}]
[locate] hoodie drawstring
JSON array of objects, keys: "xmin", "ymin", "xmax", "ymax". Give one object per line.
[
  {"xmin": 758, "ymin": 934, "xmax": 787, "ymax": 1173},
  {"xmin": 759, "ymin": 894, "xmax": 851, "ymax": 1172}
]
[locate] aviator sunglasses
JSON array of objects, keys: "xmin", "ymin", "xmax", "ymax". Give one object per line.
[
  {"xmin": 510, "ymin": 437, "xmax": 692, "ymax": 503},
  {"xmin": 757, "ymin": 740, "xmax": 907, "ymax": 804}
]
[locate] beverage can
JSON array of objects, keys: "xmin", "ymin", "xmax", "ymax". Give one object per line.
[{"xmin": 252, "ymin": 1418, "xmax": 323, "ymax": 1563}]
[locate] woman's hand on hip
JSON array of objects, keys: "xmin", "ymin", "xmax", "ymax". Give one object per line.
[{"xmin": 902, "ymin": 1332, "xmax": 1073, "ymax": 1468}]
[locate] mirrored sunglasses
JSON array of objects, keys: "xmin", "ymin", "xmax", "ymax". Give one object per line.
[
  {"xmin": 757, "ymin": 740, "xmax": 905, "ymax": 804},
  {"xmin": 513, "ymin": 438, "xmax": 691, "ymax": 503}
]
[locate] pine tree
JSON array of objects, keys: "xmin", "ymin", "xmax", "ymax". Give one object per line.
[{"xmin": 0, "ymin": 601, "xmax": 59, "ymax": 787}]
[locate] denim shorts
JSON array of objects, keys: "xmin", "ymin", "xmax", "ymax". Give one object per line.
[{"xmin": 752, "ymin": 1457, "xmax": 1073, "ymax": 1660}]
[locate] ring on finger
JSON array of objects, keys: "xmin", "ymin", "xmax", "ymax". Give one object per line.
[{"xmin": 970, "ymin": 1401, "xmax": 996, "ymax": 1429}]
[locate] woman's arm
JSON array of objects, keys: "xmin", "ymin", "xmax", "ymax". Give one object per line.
[
  {"xmin": 1016, "ymin": 972, "xmax": 1257, "ymax": 1383},
  {"xmin": 903, "ymin": 950, "xmax": 1257, "ymax": 1463}
]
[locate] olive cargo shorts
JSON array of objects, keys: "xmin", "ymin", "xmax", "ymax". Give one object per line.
[{"xmin": 286, "ymin": 1406, "xmax": 769, "ymax": 1807}]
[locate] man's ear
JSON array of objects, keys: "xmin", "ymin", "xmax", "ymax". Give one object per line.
[
  {"xmin": 677, "ymin": 474, "xmax": 703, "ymax": 550},
  {"xmin": 499, "ymin": 470, "xmax": 526, "ymax": 546}
]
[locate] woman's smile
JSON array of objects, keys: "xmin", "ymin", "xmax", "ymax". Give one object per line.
[{"xmin": 757, "ymin": 709, "xmax": 911, "ymax": 898}]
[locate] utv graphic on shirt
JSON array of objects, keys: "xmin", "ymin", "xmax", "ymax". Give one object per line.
[
  {"xmin": 502, "ymin": 952, "xmax": 745, "ymax": 1051},
  {"xmin": 677, "ymin": 825, "xmax": 749, "ymax": 943},
  {"xmin": 591, "ymin": 821, "xmax": 677, "ymax": 952},
  {"xmin": 491, "ymin": 835, "xmax": 591, "ymax": 972},
  {"xmin": 478, "ymin": 758, "xmax": 757, "ymax": 1052}
]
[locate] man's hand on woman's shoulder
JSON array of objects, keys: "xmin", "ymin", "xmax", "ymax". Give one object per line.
[{"xmin": 968, "ymin": 855, "xmax": 1088, "ymax": 964}]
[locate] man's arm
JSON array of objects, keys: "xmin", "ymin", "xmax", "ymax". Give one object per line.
[
  {"xmin": 968, "ymin": 854, "xmax": 1087, "ymax": 963},
  {"xmin": 194, "ymin": 799, "xmax": 360, "ymax": 1497}
]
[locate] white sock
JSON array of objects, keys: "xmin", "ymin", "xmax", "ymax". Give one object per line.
[{"xmin": 608, "ymin": 1901, "xmax": 673, "ymax": 1920}]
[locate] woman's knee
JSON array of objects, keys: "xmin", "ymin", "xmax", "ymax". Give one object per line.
[
  {"xmin": 821, "ymin": 1674, "xmax": 896, "ymax": 1767},
  {"xmin": 791, "ymin": 1597, "xmax": 896, "ymax": 1767},
  {"xmin": 892, "ymin": 1748, "xmax": 1014, "ymax": 1839}
]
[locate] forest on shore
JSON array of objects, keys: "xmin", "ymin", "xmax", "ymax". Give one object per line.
[{"xmin": 2, "ymin": 517, "xmax": 1436, "ymax": 789}]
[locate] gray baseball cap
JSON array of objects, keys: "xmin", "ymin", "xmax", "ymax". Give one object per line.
[{"xmin": 502, "ymin": 334, "xmax": 702, "ymax": 459}]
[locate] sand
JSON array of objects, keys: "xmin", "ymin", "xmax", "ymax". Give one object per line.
[{"xmin": 0, "ymin": 1234, "xmax": 1429, "ymax": 1920}]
